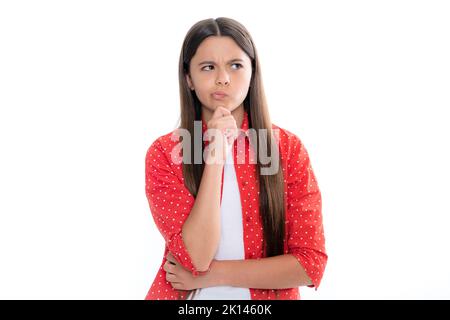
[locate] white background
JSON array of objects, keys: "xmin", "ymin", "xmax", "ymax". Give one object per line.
[{"xmin": 1, "ymin": 0, "xmax": 449, "ymax": 299}]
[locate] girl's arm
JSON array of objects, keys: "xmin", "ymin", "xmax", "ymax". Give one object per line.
[
  {"xmin": 182, "ymin": 107, "xmax": 237, "ymax": 272},
  {"xmin": 208, "ymin": 255, "xmax": 313, "ymax": 289},
  {"xmin": 182, "ymin": 161, "xmax": 224, "ymax": 272}
]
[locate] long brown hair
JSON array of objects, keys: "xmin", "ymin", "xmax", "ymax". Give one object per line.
[{"xmin": 178, "ymin": 17, "xmax": 285, "ymax": 261}]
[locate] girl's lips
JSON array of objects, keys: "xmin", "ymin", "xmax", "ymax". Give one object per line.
[{"xmin": 212, "ymin": 92, "xmax": 228, "ymax": 100}]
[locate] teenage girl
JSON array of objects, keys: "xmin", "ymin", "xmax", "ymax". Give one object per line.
[{"xmin": 145, "ymin": 17, "xmax": 327, "ymax": 300}]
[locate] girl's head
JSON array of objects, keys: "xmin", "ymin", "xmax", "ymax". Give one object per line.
[
  {"xmin": 178, "ymin": 17, "xmax": 268, "ymax": 124},
  {"xmin": 178, "ymin": 18, "xmax": 285, "ymax": 268},
  {"xmin": 185, "ymin": 35, "xmax": 252, "ymax": 115}
]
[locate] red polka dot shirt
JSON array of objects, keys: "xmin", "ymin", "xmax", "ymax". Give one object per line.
[{"xmin": 144, "ymin": 111, "xmax": 327, "ymax": 300}]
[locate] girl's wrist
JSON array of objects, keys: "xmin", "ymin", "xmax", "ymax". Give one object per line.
[
  {"xmin": 201, "ymin": 260, "xmax": 227, "ymax": 288},
  {"xmin": 212, "ymin": 260, "xmax": 227, "ymax": 286}
]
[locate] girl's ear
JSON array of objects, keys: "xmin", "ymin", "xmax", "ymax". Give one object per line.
[{"xmin": 186, "ymin": 74, "xmax": 194, "ymax": 90}]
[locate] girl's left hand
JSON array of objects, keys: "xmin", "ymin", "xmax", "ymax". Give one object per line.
[{"xmin": 164, "ymin": 252, "xmax": 211, "ymax": 291}]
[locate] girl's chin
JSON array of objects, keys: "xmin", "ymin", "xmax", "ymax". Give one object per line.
[
  {"xmin": 201, "ymin": 104, "xmax": 243, "ymax": 113},
  {"xmin": 202, "ymin": 105, "xmax": 228, "ymax": 111}
]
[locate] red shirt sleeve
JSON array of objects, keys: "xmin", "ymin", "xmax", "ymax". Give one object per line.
[
  {"xmin": 286, "ymin": 134, "xmax": 328, "ymax": 289},
  {"xmin": 145, "ymin": 138, "xmax": 210, "ymax": 277}
]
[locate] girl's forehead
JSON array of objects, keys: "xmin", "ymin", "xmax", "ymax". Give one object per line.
[{"xmin": 193, "ymin": 36, "xmax": 248, "ymax": 61}]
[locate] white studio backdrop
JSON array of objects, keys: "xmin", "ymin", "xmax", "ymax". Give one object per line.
[{"xmin": 0, "ymin": 0, "xmax": 449, "ymax": 299}]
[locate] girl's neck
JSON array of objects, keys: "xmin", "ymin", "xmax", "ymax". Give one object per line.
[{"xmin": 201, "ymin": 104, "xmax": 244, "ymax": 129}]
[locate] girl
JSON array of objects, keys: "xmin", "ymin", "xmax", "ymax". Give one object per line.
[{"xmin": 144, "ymin": 17, "xmax": 327, "ymax": 300}]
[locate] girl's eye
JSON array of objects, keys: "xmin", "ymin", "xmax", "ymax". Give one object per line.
[
  {"xmin": 201, "ymin": 65, "xmax": 214, "ymax": 71},
  {"xmin": 201, "ymin": 64, "xmax": 243, "ymax": 71}
]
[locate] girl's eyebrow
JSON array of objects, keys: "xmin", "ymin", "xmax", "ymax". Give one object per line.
[{"xmin": 198, "ymin": 58, "xmax": 244, "ymax": 66}]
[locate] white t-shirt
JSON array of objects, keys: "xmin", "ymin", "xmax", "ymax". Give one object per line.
[{"xmin": 188, "ymin": 149, "xmax": 251, "ymax": 300}]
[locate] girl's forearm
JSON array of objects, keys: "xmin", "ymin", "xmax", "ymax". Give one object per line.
[
  {"xmin": 182, "ymin": 162, "xmax": 223, "ymax": 272},
  {"xmin": 207, "ymin": 254, "xmax": 313, "ymax": 289}
]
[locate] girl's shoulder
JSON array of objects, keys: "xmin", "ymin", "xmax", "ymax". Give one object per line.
[
  {"xmin": 271, "ymin": 123, "xmax": 305, "ymax": 155},
  {"xmin": 145, "ymin": 129, "xmax": 182, "ymax": 171},
  {"xmin": 147, "ymin": 129, "xmax": 181, "ymax": 153}
]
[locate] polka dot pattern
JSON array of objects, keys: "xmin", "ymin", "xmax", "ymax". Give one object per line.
[{"xmin": 144, "ymin": 111, "xmax": 327, "ymax": 300}]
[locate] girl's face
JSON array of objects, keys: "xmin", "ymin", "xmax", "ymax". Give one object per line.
[{"xmin": 186, "ymin": 36, "xmax": 252, "ymax": 113}]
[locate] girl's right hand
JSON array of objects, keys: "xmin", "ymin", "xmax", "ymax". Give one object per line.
[{"xmin": 204, "ymin": 106, "xmax": 238, "ymax": 164}]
